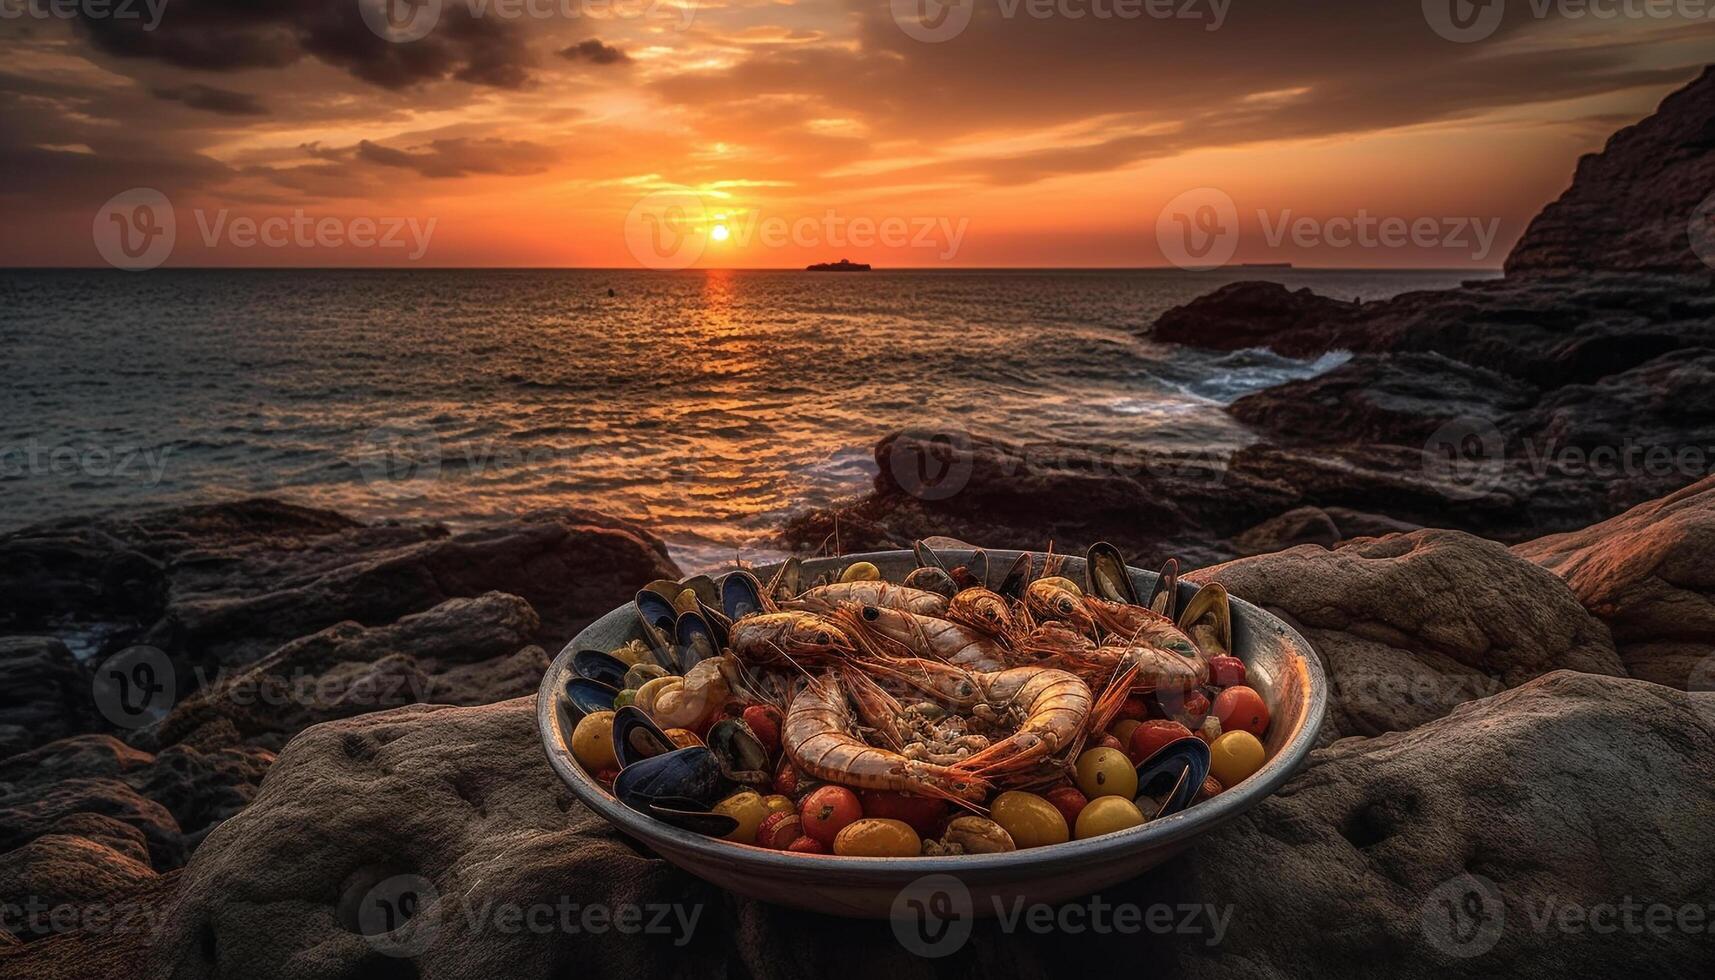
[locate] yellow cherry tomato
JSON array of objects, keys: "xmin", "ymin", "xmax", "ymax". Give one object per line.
[
  {"xmin": 1074, "ymin": 796, "xmax": 1145, "ymax": 839},
  {"xmin": 570, "ymin": 710, "xmax": 618, "ymax": 772},
  {"xmin": 1209, "ymin": 730, "xmax": 1266, "ymax": 787},
  {"xmin": 1074, "ymin": 747, "xmax": 1138, "ymax": 800},
  {"xmin": 762, "ymin": 794, "xmax": 797, "ymax": 817},
  {"xmin": 833, "ymin": 818, "xmax": 921, "ymax": 857},
  {"xmin": 840, "ymin": 561, "xmax": 882, "ymax": 583},
  {"xmin": 713, "ymin": 791, "xmax": 772, "ymax": 844},
  {"xmin": 989, "ymin": 791, "xmax": 1069, "ymax": 849},
  {"xmin": 1111, "ymin": 719, "xmax": 1142, "ymax": 748}
]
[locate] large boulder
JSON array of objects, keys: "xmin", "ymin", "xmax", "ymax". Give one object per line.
[
  {"xmin": 0, "ymin": 836, "xmax": 157, "ymax": 941},
  {"xmin": 134, "ymin": 670, "xmax": 1714, "ymax": 979},
  {"xmin": 1189, "ymin": 530, "xmax": 1624, "ymax": 738},
  {"xmin": 1516, "ymin": 474, "xmax": 1715, "ymax": 688}
]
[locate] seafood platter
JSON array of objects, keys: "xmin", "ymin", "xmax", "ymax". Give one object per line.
[{"xmin": 537, "ymin": 544, "xmax": 1326, "ymax": 917}]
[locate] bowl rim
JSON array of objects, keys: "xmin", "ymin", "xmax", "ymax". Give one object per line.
[{"xmin": 536, "ymin": 548, "xmax": 1326, "ymax": 877}]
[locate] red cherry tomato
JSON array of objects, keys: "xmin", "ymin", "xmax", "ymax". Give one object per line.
[
  {"xmin": 1128, "ymin": 719, "xmax": 1192, "ymax": 763},
  {"xmin": 1095, "ymin": 733, "xmax": 1124, "ymax": 752},
  {"xmin": 1196, "ymin": 776, "xmax": 1223, "ymax": 802},
  {"xmin": 773, "ymin": 759, "xmax": 800, "ymax": 797},
  {"xmin": 787, "ymin": 835, "xmax": 827, "ymax": 854},
  {"xmin": 857, "ymin": 791, "xmax": 949, "ymax": 836},
  {"xmin": 799, "ymin": 786, "xmax": 863, "ymax": 845},
  {"xmin": 756, "ymin": 812, "xmax": 802, "ymax": 849},
  {"xmin": 1208, "ymin": 656, "xmax": 1248, "ymax": 688},
  {"xmin": 1213, "ymin": 685, "xmax": 1270, "ymax": 737},
  {"xmin": 743, "ymin": 705, "xmax": 782, "ymax": 756},
  {"xmin": 1181, "ymin": 690, "xmax": 1211, "ymax": 726},
  {"xmin": 1043, "ymin": 786, "xmax": 1088, "ymax": 827}
]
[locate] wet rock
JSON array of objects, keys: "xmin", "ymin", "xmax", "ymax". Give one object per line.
[
  {"xmin": 1189, "ymin": 529, "xmax": 1624, "ymax": 738},
  {"xmin": 0, "ymin": 638, "xmax": 96, "ymax": 760},
  {"xmin": 0, "ymin": 836, "xmax": 157, "ymax": 941},
  {"xmin": 138, "ymin": 669, "xmax": 1713, "ymax": 979},
  {"xmin": 1516, "ymin": 474, "xmax": 1715, "ymax": 688}
]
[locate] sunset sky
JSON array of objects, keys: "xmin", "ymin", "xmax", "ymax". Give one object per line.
[{"xmin": 3, "ymin": 0, "xmax": 1709, "ymax": 268}]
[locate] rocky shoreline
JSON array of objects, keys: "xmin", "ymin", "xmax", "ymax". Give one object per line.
[{"xmin": 4, "ymin": 65, "xmax": 1715, "ymax": 980}]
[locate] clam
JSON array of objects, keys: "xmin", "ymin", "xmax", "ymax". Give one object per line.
[
  {"xmin": 571, "ymin": 649, "xmax": 629, "ymax": 690},
  {"xmin": 612, "ymin": 746, "xmax": 739, "ymax": 836},
  {"xmin": 1146, "ymin": 558, "xmax": 1181, "ymax": 620},
  {"xmin": 611, "ymin": 705, "xmax": 676, "ymax": 767},
  {"xmin": 706, "ymin": 717, "xmax": 772, "ymax": 787},
  {"xmin": 1085, "ymin": 541, "xmax": 1141, "ymax": 606},
  {"xmin": 1134, "ymin": 735, "xmax": 1212, "ymax": 820}
]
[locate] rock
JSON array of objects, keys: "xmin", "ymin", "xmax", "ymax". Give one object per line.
[
  {"xmin": 0, "ymin": 873, "xmax": 178, "ymax": 976},
  {"xmin": 0, "ymin": 499, "xmax": 680, "ymax": 667},
  {"xmin": 1506, "ymin": 65, "xmax": 1715, "ymax": 276},
  {"xmin": 1516, "ymin": 474, "xmax": 1715, "ymax": 688},
  {"xmin": 1151, "ymin": 281, "xmax": 1363, "ymax": 357},
  {"xmin": 42, "ymin": 815, "xmax": 150, "ymax": 867},
  {"xmin": 126, "ymin": 744, "xmax": 274, "ymax": 850},
  {"xmin": 1188, "ymin": 530, "xmax": 1624, "ymax": 738},
  {"xmin": 1230, "ymin": 506, "xmax": 1419, "ymax": 555},
  {"xmin": 0, "ymin": 779, "xmax": 182, "ymax": 871},
  {"xmin": 1229, "ymin": 352, "xmax": 1537, "ymax": 446},
  {"xmin": 0, "ymin": 638, "xmax": 96, "ymax": 760},
  {"xmin": 147, "ymin": 592, "xmax": 547, "ymax": 748},
  {"xmin": 142, "ymin": 671, "xmax": 1715, "ymax": 978},
  {"xmin": 0, "ymin": 736, "xmax": 153, "ymax": 794},
  {"xmin": 0, "ymin": 836, "xmax": 157, "ymax": 941}
]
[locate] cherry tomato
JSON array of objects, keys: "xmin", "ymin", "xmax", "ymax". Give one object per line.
[
  {"xmin": 1095, "ymin": 733, "xmax": 1124, "ymax": 753},
  {"xmin": 1074, "ymin": 796, "xmax": 1145, "ymax": 840},
  {"xmin": 833, "ymin": 818, "xmax": 921, "ymax": 857},
  {"xmin": 713, "ymin": 791, "xmax": 771, "ymax": 844},
  {"xmin": 1116, "ymin": 694, "xmax": 1149, "ymax": 722},
  {"xmin": 773, "ymin": 761, "xmax": 801, "ymax": 797},
  {"xmin": 756, "ymin": 812, "xmax": 802, "ymax": 849},
  {"xmin": 989, "ymin": 791, "xmax": 1069, "ymax": 848},
  {"xmin": 1074, "ymin": 748, "xmax": 1138, "ymax": 800},
  {"xmin": 1128, "ymin": 719, "xmax": 1192, "ymax": 763},
  {"xmin": 762, "ymin": 794, "xmax": 796, "ymax": 817},
  {"xmin": 571, "ymin": 711, "xmax": 618, "ymax": 772},
  {"xmin": 1044, "ymin": 786, "xmax": 1088, "ymax": 827},
  {"xmin": 858, "ymin": 791, "xmax": 949, "ymax": 836},
  {"xmin": 1208, "ymin": 656, "xmax": 1248, "ymax": 688},
  {"xmin": 1209, "ymin": 730, "xmax": 1266, "ymax": 787},
  {"xmin": 1196, "ymin": 776, "xmax": 1223, "ymax": 802},
  {"xmin": 799, "ymin": 785, "xmax": 863, "ymax": 845},
  {"xmin": 787, "ymin": 835, "xmax": 827, "ymax": 854},
  {"xmin": 742, "ymin": 705, "xmax": 782, "ymax": 755},
  {"xmin": 1213, "ymin": 685, "xmax": 1270, "ymax": 737},
  {"xmin": 1181, "ymin": 690, "xmax": 1211, "ymax": 726},
  {"xmin": 1110, "ymin": 719, "xmax": 1142, "ymax": 748}
]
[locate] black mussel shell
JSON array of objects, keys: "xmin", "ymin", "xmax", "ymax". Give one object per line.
[
  {"xmin": 1147, "ymin": 558, "xmax": 1181, "ymax": 620},
  {"xmin": 674, "ymin": 610, "xmax": 720, "ymax": 673},
  {"xmin": 1135, "ymin": 735, "xmax": 1212, "ymax": 818},
  {"xmin": 611, "ymin": 705, "xmax": 677, "ymax": 767},
  {"xmin": 613, "ymin": 746, "xmax": 729, "ymax": 815},
  {"xmin": 706, "ymin": 718, "xmax": 771, "ymax": 787},
  {"xmin": 645, "ymin": 803, "xmax": 741, "ymax": 837},
  {"xmin": 563, "ymin": 677, "xmax": 619, "ymax": 721},
  {"xmin": 679, "ymin": 575, "xmax": 720, "ymax": 608},
  {"xmin": 996, "ymin": 552, "xmax": 1036, "ymax": 599},
  {"xmin": 764, "ymin": 556, "xmax": 803, "ymax": 603},
  {"xmin": 958, "ymin": 549, "xmax": 989, "ymax": 589},
  {"xmin": 721, "ymin": 570, "xmax": 769, "ymax": 621},
  {"xmin": 1086, "ymin": 542, "xmax": 1141, "ymax": 606},
  {"xmin": 913, "ymin": 539, "xmax": 949, "ymax": 571},
  {"xmin": 571, "ymin": 650, "xmax": 629, "ymax": 689},
  {"xmin": 903, "ymin": 565, "xmax": 958, "ymax": 598},
  {"xmin": 634, "ymin": 589, "xmax": 680, "ymax": 668}
]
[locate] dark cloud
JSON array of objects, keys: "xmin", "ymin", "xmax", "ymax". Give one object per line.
[
  {"xmin": 303, "ymin": 137, "xmax": 558, "ymax": 178},
  {"xmin": 74, "ymin": 0, "xmax": 531, "ymax": 90},
  {"xmin": 558, "ymin": 39, "xmax": 630, "ymax": 66},
  {"xmin": 151, "ymin": 83, "xmax": 270, "ymax": 116}
]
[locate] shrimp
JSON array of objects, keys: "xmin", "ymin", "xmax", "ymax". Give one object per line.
[
  {"xmin": 782, "ymin": 670, "xmax": 990, "ymax": 804},
  {"xmin": 784, "ymin": 582, "xmax": 950, "ymax": 618},
  {"xmin": 834, "ymin": 604, "xmax": 1015, "ymax": 671},
  {"xmin": 1023, "ymin": 580, "xmax": 1098, "ymax": 637},
  {"xmin": 727, "ymin": 611, "xmax": 860, "ymax": 667},
  {"xmin": 943, "ymin": 587, "xmax": 1027, "ymax": 645}
]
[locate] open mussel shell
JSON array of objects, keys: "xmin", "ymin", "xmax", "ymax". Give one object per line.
[
  {"xmin": 1135, "ymin": 735, "xmax": 1212, "ymax": 819},
  {"xmin": 563, "ymin": 677, "xmax": 619, "ymax": 722},
  {"xmin": 1147, "ymin": 558, "xmax": 1181, "ymax": 620},
  {"xmin": 721, "ymin": 570, "xmax": 769, "ymax": 621},
  {"xmin": 903, "ymin": 565, "xmax": 957, "ymax": 598},
  {"xmin": 1086, "ymin": 542, "xmax": 1141, "ymax": 606},
  {"xmin": 571, "ymin": 650, "xmax": 629, "ymax": 689},
  {"xmin": 673, "ymin": 610, "xmax": 720, "ymax": 674},
  {"xmin": 996, "ymin": 552, "xmax": 1036, "ymax": 599},
  {"xmin": 706, "ymin": 718, "xmax": 772, "ymax": 788},
  {"xmin": 611, "ymin": 705, "xmax": 677, "ymax": 767},
  {"xmin": 764, "ymin": 556, "xmax": 803, "ymax": 603},
  {"xmin": 613, "ymin": 747, "xmax": 733, "ymax": 834},
  {"xmin": 634, "ymin": 589, "xmax": 681, "ymax": 669}
]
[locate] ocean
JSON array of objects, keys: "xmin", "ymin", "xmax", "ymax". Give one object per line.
[{"xmin": 0, "ymin": 268, "xmax": 1484, "ymax": 570}]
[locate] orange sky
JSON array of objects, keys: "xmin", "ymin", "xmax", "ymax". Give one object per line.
[{"xmin": 2, "ymin": 2, "xmax": 1709, "ymax": 268}]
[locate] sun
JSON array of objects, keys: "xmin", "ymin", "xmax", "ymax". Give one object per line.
[{"xmin": 710, "ymin": 224, "xmax": 730, "ymax": 242}]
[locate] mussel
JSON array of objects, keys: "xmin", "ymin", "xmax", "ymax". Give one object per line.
[
  {"xmin": 763, "ymin": 556, "xmax": 803, "ymax": 603},
  {"xmin": 634, "ymin": 588, "xmax": 681, "ymax": 668},
  {"xmin": 904, "ymin": 541, "xmax": 959, "ymax": 598},
  {"xmin": 1178, "ymin": 582, "xmax": 1233, "ymax": 657},
  {"xmin": 612, "ymin": 746, "xmax": 738, "ymax": 836},
  {"xmin": 674, "ymin": 610, "xmax": 720, "ymax": 674},
  {"xmin": 996, "ymin": 552, "xmax": 1036, "ymax": 599},
  {"xmin": 1086, "ymin": 541, "xmax": 1141, "ymax": 606},
  {"xmin": 563, "ymin": 677, "xmax": 619, "ymax": 721},
  {"xmin": 721, "ymin": 570, "xmax": 769, "ymax": 621},
  {"xmin": 571, "ymin": 650, "xmax": 629, "ymax": 690},
  {"xmin": 1147, "ymin": 558, "xmax": 1181, "ymax": 620},
  {"xmin": 1135, "ymin": 736, "xmax": 1212, "ymax": 820},
  {"xmin": 611, "ymin": 705, "xmax": 677, "ymax": 767},
  {"xmin": 706, "ymin": 717, "xmax": 772, "ymax": 788}
]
